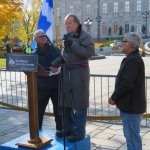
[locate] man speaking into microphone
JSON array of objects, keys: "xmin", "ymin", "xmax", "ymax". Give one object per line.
[{"xmin": 56, "ymin": 14, "xmax": 95, "ymax": 142}]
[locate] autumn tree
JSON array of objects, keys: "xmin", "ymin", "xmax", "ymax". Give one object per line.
[
  {"xmin": 0, "ymin": 0, "xmax": 23, "ymax": 42},
  {"xmin": 0, "ymin": 0, "xmax": 42, "ymax": 47},
  {"xmin": 21, "ymin": 0, "xmax": 42, "ymax": 45}
]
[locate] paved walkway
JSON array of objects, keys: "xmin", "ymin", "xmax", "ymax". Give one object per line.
[
  {"xmin": 0, "ymin": 108, "xmax": 150, "ymax": 150},
  {"xmin": 0, "ymin": 56, "xmax": 150, "ymax": 150}
]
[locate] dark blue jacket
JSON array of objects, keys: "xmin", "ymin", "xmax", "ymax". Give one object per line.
[
  {"xmin": 35, "ymin": 43, "xmax": 61, "ymax": 91},
  {"xmin": 35, "ymin": 43, "xmax": 61, "ymax": 71},
  {"xmin": 111, "ymin": 50, "xmax": 146, "ymax": 114}
]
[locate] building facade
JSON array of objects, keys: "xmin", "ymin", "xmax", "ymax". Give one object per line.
[{"xmin": 55, "ymin": 0, "xmax": 150, "ymax": 40}]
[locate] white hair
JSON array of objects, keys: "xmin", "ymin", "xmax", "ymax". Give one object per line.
[
  {"xmin": 33, "ymin": 29, "xmax": 45, "ymax": 40},
  {"xmin": 124, "ymin": 32, "xmax": 141, "ymax": 49}
]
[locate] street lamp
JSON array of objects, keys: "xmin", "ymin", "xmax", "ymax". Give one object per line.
[
  {"xmin": 96, "ymin": 15, "xmax": 102, "ymax": 40},
  {"xmin": 84, "ymin": 17, "xmax": 93, "ymax": 34},
  {"xmin": 142, "ymin": 11, "xmax": 149, "ymax": 38}
]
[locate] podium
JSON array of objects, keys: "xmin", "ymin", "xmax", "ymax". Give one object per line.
[{"xmin": 6, "ymin": 53, "xmax": 52, "ymax": 149}]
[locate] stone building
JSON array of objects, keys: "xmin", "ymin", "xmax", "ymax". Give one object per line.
[{"xmin": 54, "ymin": 0, "xmax": 150, "ymax": 40}]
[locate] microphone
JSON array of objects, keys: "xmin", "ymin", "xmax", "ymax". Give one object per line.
[
  {"xmin": 63, "ymin": 34, "xmax": 68, "ymax": 41},
  {"xmin": 63, "ymin": 32, "xmax": 73, "ymax": 40},
  {"xmin": 66, "ymin": 32, "xmax": 73, "ymax": 37},
  {"xmin": 62, "ymin": 32, "xmax": 73, "ymax": 51},
  {"xmin": 51, "ymin": 57, "xmax": 62, "ymax": 67},
  {"xmin": 51, "ymin": 56, "xmax": 66, "ymax": 67}
]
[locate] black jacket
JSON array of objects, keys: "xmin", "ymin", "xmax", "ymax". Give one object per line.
[
  {"xmin": 34, "ymin": 43, "xmax": 61, "ymax": 90},
  {"xmin": 35, "ymin": 43, "xmax": 61, "ymax": 71},
  {"xmin": 111, "ymin": 50, "xmax": 146, "ymax": 114}
]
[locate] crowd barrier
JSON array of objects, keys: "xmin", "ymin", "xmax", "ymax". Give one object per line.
[{"xmin": 0, "ymin": 70, "xmax": 150, "ymax": 126}]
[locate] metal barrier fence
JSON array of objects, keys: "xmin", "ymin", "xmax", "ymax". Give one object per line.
[{"xmin": 0, "ymin": 70, "xmax": 150, "ymax": 126}]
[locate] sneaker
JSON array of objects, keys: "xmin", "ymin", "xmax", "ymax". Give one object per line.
[
  {"xmin": 68, "ymin": 134, "xmax": 85, "ymax": 142},
  {"xmin": 56, "ymin": 130, "xmax": 72, "ymax": 137}
]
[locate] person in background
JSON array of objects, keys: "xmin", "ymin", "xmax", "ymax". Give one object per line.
[
  {"xmin": 33, "ymin": 29, "xmax": 63, "ymax": 133},
  {"xmin": 6, "ymin": 42, "xmax": 12, "ymax": 53},
  {"xmin": 24, "ymin": 46, "xmax": 32, "ymax": 54},
  {"xmin": 109, "ymin": 32, "xmax": 146, "ymax": 150},
  {"xmin": 56, "ymin": 13, "xmax": 95, "ymax": 142}
]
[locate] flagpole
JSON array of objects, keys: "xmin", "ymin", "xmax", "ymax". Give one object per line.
[{"xmin": 54, "ymin": 0, "xmax": 59, "ymax": 46}]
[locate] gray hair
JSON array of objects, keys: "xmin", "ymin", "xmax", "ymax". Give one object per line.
[
  {"xmin": 64, "ymin": 13, "xmax": 80, "ymax": 25},
  {"xmin": 33, "ymin": 29, "xmax": 45, "ymax": 40},
  {"xmin": 124, "ymin": 32, "xmax": 141, "ymax": 49}
]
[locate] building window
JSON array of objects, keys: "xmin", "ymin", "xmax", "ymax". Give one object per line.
[
  {"xmin": 137, "ymin": 23, "xmax": 141, "ymax": 33},
  {"xmin": 125, "ymin": 23, "xmax": 129, "ymax": 33},
  {"xmin": 114, "ymin": 22, "xmax": 119, "ymax": 34},
  {"xmin": 69, "ymin": 5, "xmax": 74, "ymax": 13},
  {"xmin": 125, "ymin": 1, "xmax": 129, "ymax": 12},
  {"xmin": 102, "ymin": 3, "xmax": 107, "ymax": 14},
  {"xmin": 114, "ymin": 2, "xmax": 118, "ymax": 13},
  {"xmin": 137, "ymin": 0, "xmax": 141, "ymax": 11},
  {"xmin": 102, "ymin": 23, "xmax": 107, "ymax": 35},
  {"xmin": 86, "ymin": 4, "xmax": 91, "ymax": 17}
]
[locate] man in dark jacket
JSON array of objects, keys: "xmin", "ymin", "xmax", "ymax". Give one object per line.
[
  {"xmin": 33, "ymin": 29, "xmax": 63, "ymax": 132},
  {"xmin": 56, "ymin": 14, "xmax": 95, "ymax": 142},
  {"xmin": 109, "ymin": 32, "xmax": 146, "ymax": 150}
]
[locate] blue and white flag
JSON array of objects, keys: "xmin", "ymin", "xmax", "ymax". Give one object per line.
[{"xmin": 30, "ymin": 0, "xmax": 54, "ymax": 49}]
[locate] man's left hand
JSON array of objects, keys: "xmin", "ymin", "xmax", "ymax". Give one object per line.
[{"xmin": 49, "ymin": 66, "xmax": 58, "ymax": 73}]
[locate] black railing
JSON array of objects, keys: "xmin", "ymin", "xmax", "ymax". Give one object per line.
[{"xmin": 0, "ymin": 70, "xmax": 150, "ymax": 126}]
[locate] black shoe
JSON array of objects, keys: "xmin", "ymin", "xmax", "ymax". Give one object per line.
[
  {"xmin": 68, "ymin": 134, "xmax": 85, "ymax": 142},
  {"xmin": 56, "ymin": 130, "xmax": 72, "ymax": 137}
]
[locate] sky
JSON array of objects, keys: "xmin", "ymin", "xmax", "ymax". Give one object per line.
[
  {"xmin": 23, "ymin": 0, "xmax": 44, "ymax": 10},
  {"xmin": 23, "ymin": 0, "xmax": 31, "ymax": 10}
]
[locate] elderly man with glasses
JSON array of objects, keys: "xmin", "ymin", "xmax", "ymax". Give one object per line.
[
  {"xmin": 33, "ymin": 29, "xmax": 63, "ymax": 133},
  {"xmin": 109, "ymin": 32, "xmax": 146, "ymax": 150}
]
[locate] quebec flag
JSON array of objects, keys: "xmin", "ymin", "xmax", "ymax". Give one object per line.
[{"xmin": 30, "ymin": 0, "xmax": 54, "ymax": 49}]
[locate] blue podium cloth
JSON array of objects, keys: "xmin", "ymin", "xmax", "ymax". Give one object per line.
[{"xmin": 1, "ymin": 130, "xmax": 90, "ymax": 150}]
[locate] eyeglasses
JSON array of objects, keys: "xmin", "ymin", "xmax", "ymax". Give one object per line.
[{"xmin": 37, "ymin": 35, "xmax": 46, "ymax": 39}]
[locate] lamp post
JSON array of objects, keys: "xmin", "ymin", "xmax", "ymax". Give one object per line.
[
  {"xmin": 142, "ymin": 11, "xmax": 149, "ymax": 38},
  {"xmin": 84, "ymin": 17, "xmax": 93, "ymax": 34},
  {"xmin": 96, "ymin": 15, "xmax": 102, "ymax": 40}
]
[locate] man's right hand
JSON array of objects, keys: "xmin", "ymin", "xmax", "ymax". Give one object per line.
[
  {"xmin": 64, "ymin": 38, "xmax": 73, "ymax": 48},
  {"xmin": 108, "ymin": 97, "xmax": 116, "ymax": 106}
]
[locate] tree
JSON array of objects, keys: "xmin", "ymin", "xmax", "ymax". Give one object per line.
[
  {"xmin": 0, "ymin": 0, "xmax": 42, "ymax": 47},
  {"xmin": 0, "ymin": 0, "xmax": 23, "ymax": 38},
  {"xmin": 21, "ymin": 0, "xmax": 42, "ymax": 45}
]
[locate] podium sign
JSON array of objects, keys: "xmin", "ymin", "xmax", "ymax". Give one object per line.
[{"xmin": 6, "ymin": 53, "xmax": 38, "ymax": 72}]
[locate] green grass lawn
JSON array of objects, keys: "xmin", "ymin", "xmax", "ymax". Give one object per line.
[{"xmin": 0, "ymin": 58, "xmax": 6, "ymax": 68}]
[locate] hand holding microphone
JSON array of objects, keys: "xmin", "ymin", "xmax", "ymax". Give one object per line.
[{"xmin": 63, "ymin": 32, "xmax": 74, "ymax": 48}]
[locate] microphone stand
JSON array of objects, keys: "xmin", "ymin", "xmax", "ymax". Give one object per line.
[
  {"xmin": 60, "ymin": 41, "xmax": 66, "ymax": 150},
  {"xmin": 48, "ymin": 39, "xmax": 67, "ymax": 150},
  {"xmin": 60, "ymin": 38, "xmax": 74, "ymax": 150},
  {"xmin": 61, "ymin": 41, "xmax": 74, "ymax": 150}
]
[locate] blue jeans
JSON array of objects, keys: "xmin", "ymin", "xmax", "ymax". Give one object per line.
[
  {"xmin": 64, "ymin": 107, "xmax": 87, "ymax": 136},
  {"xmin": 120, "ymin": 111, "xmax": 143, "ymax": 150}
]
